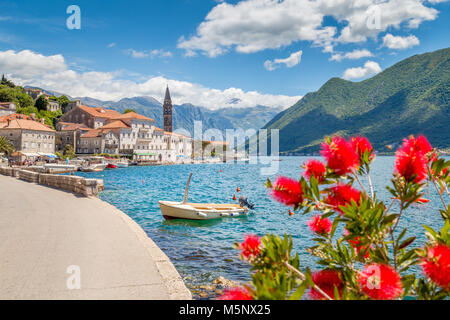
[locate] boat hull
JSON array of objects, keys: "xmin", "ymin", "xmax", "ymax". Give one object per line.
[{"xmin": 158, "ymin": 201, "xmax": 248, "ymax": 220}]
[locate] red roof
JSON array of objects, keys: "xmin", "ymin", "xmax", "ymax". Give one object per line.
[
  {"xmin": 77, "ymin": 105, "xmax": 122, "ymax": 119},
  {"xmin": 0, "ymin": 118, "xmax": 55, "ymax": 132},
  {"xmin": 112, "ymin": 111, "xmax": 154, "ymax": 122},
  {"xmin": 0, "ymin": 113, "xmax": 32, "ymax": 122},
  {"xmin": 101, "ymin": 120, "xmax": 130, "ymax": 129}
]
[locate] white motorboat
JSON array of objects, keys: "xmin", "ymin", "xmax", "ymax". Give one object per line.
[{"xmin": 158, "ymin": 173, "xmax": 252, "ymax": 220}]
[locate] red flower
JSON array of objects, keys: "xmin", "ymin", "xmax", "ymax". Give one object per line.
[
  {"xmin": 403, "ymin": 135, "xmax": 432, "ymax": 155},
  {"xmin": 358, "ymin": 264, "xmax": 403, "ymax": 300},
  {"xmin": 394, "ymin": 135, "xmax": 432, "ymax": 183},
  {"xmin": 307, "ymin": 215, "xmax": 332, "ymax": 236},
  {"xmin": 345, "ymin": 231, "xmax": 371, "ymax": 259},
  {"xmin": 239, "ymin": 234, "xmax": 261, "ymax": 259},
  {"xmin": 351, "ymin": 136, "xmax": 374, "ymax": 162},
  {"xmin": 304, "ymin": 159, "xmax": 326, "ymax": 182},
  {"xmin": 321, "ymin": 136, "xmax": 359, "ymax": 175},
  {"xmin": 271, "ymin": 176, "xmax": 303, "ymax": 207},
  {"xmin": 394, "ymin": 148, "xmax": 428, "ymax": 183},
  {"xmin": 325, "ymin": 184, "xmax": 361, "ymax": 214},
  {"xmin": 309, "ymin": 270, "xmax": 343, "ymax": 300},
  {"xmin": 422, "ymin": 244, "xmax": 450, "ymax": 290},
  {"xmin": 219, "ymin": 287, "xmax": 253, "ymax": 300}
]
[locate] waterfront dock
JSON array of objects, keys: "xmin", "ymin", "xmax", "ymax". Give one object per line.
[{"xmin": 0, "ymin": 175, "xmax": 191, "ymax": 300}]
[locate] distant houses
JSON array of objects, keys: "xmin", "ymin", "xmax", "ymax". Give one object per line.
[{"xmin": 0, "ymin": 102, "xmax": 16, "ymax": 117}]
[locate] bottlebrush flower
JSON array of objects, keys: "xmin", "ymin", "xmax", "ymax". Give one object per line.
[
  {"xmin": 358, "ymin": 264, "xmax": 403, "ymax": 300},
  {"xmin": 394, "ymin": 148, "xmax": 428, "ymax": 183},
  {"xmin": 351, "ymin": 136, "xmax": 374, "ymax": 162},
  {"xmin": 325, "ymin": 184, "xmax": 361, "ymax": 214},
  {"xmin": 422, "ymin": 244, "xmax": 450, "ymax": 290},
  {"xmin": 219, "ymin": 287, "xmax": 253, "ymax": 300},
  {"xmin": 402, "ymin": 135, "xmax": 432, "ymax": 155},
  {"xmin": 307, "ymin": 215, "xmax": 332, "ymax": 236},
  {"xmin": 321, "ymin": 136, "xmax": 359, "ymax": 175},
  {"xmin": 304, "ymin": 159, "xmax": 326, "ymax": 182},
  {"xmin": 309, "ymin": 270, "xmax": 343, "ymax": 300},
  {"xmin": 271, "ymin": 176, "xmax": 303, "ymax": 207},
  {"xmin": 346, "ymin": 233, "xmax": 371, "ymax": 259},
  {"xmin": 239, "ymin": 234, "xmax": 261, "ymax": 259}
]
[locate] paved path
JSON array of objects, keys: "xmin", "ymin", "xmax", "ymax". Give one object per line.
[{"xmin": 0, "ymin": 175, "xmax": 191, "ymax": 299}]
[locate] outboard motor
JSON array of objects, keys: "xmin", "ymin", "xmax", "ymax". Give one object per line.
[{"xmin": 239, "ymin": 196, "xmax": 255, "ymax": 210}]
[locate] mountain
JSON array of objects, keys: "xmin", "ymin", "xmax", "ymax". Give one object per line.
[
  {"xmin": 263, "ymin": 47, "xmax": 450, "ymax": 154},
  {"xmin": 75, "ymin": 95, "xmax": 282, "ymax": 135}
]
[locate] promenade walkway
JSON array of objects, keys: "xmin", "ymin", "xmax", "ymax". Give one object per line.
[{"xmin": 0, "ymin": 175, "xmax": 191, "ymax": 299}]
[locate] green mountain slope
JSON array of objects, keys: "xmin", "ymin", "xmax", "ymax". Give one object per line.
[{"xmin": 264, "ymin": 47, "xmax": 450, "ymax": 154}]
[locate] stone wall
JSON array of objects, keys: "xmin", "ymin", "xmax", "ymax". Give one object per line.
[{"xmin": 0, "ymin": 167, "xmax": 104, "ymax": 197}]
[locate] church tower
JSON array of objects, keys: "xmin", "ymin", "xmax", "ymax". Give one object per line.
[{"xmin": 163, "ymin": 85, "xmax": 173, "ymax": 132}]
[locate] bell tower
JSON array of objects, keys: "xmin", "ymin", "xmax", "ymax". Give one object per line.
[{"xmin": 163, "ymin": 85, "xmax": 173, "ymax": 132}]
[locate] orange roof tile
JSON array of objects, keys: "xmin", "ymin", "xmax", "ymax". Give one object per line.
[
  {"xmin": 101, "ymin": 120, "xmax": 130, "ymax": 129},
  {"xmin": 112, "ymin": 112, "xmax": 154, "ymax": 122},
  {"xmin": 80, "ymin": 129, "xmax": 102, "ymax": 138},
  {"xmin": 77, "ymin": 105, "xmax": 122, "ymax": 119},
  {"xmin": 0, "ymin": 113, "xmax": 32, "ymax": 122},
  {"xmin": 0, "ymin": 119, "xmax": 55, "ymax": 132}
]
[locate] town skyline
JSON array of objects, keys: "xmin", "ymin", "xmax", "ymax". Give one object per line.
[{"xmin": 0, "ymin": 0, "xmax": 449, "ymax": 109}]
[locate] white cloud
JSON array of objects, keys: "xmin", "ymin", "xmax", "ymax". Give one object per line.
[
  {"xmin": 427, "ymin": 0, "xmax": 449, "ymax": 3},
  {"xmin": 264, "ymin": 50, "xmax": 302, "ymax": 71},
  {"xmin": 0, "ymin": 49, "xmax": 300, "ymax": 110},
  {"xmin": 178, "ymin": 0, "xmax": 438, "ymax": 57},
  {"xmin": 343, "ymin": 60, "xmax": 382, "ymax": 80},
  {"xmin": 382, "ymin": 33, "xmax": 420, "ymax": 50},
  {"xmin": 107, "ymin": 42, "xmax": 116, "ymax": 48},
  {"xmin": 330, "ymin": 49, "xmax": 373, "ymax": 62},
  {"xmin": 0, "ymin": 49, "xmax": 66, "ymax": 78},
  {"xmin": 125, "ymin": 48, "xmax": 173, "ymax": 59}
]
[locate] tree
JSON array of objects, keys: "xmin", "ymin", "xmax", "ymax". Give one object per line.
[
  {"xmin": 0, "ymin": 136, "xmax": 15, "ymax": 155},
  {"xmin": 123, "ymin": 108, "xmax": 136, "ymax": 114},
  {"xmin": 57, "ymin": 95, "xmax": 70, "ymax": 110},
  {"xmin": 63, "ymin": 144, "xmax": 75, "ymax": 159},
  {"xmin": 35, "ymin": 95, "xmax": 48, "ymax": 112},
  {"xmin": 1, "ymin": 75, "xmax": 15, "ymax": 88}
]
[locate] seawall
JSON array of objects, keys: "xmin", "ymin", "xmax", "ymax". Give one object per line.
[{"xmin": 0, "ymin": 166, "xmax": 103, "ymax": 197}]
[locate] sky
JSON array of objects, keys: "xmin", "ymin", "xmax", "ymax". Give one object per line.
[{"xmin": 0, "ymin": 0, "xmax": 449, "ymax": 109}]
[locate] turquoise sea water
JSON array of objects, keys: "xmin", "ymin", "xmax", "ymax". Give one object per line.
[{"xmin": 72, "ymin": 157, "xmax": 446, "ymax": 297}]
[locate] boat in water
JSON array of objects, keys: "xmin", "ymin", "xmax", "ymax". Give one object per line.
[
  {"xmin": 106, "ymin": 163, "xmax": 117, "ymax": 169},
  {"xmin": 80, "ymin": 163, "xmax": 107, "ymax": 172},
  {"xmin": 116, "ymin": 162, "xmax": 129, "ymax": 168},
  {"xmin": 158, "ymin": 173, "xmax": 254, "ymax": 220}
]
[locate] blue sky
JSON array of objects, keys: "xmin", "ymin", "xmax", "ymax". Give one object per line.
[{"xmin": 0, "ymin": 0, "xmax": 449, "ymax": 109}]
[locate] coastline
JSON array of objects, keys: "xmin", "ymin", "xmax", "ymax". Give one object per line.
[{"xmin": 0, "ymin": 173, "xmax": 192, "ymax": 300}]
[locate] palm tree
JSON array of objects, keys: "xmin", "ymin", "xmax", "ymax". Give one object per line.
[{"xmin": 0, "ymin": 136, "xmax": 15, "ymax": 155}]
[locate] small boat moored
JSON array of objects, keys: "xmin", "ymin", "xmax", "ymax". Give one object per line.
[
  {"xmin": 106, "ymin": 163, "xmax": 117, "ymax": 169},
  {"xmin": 158, "ymin": 173, "xmax": 254, "ymax": 220}
]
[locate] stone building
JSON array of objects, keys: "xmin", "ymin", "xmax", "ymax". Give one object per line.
[
  {"xmin": 0, "ymin": 102, "xmax": 17, "ymax": 117},
  {"xmin": 64, "ymin": 99, "xmax": 82, "ymax": 113},
  {"xmin": 0, "ymin": 118, "xmax": 56, "ymax": 158},
  {"xmin": 24, "ymin": 88, "xmax": 44, "ymax": 100},
  {"xmin": 47, "ymin": 100, "xmax": 61, "ymax": 112},
  {"xmin": 59, "ymin": 105, "xmax": 122, "ymax": 128},
  {"xmin": 55, "ymin": 122, "xmax": 92, "ymax": 153}
]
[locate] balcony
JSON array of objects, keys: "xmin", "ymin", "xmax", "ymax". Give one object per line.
[{"xmin": 105, "ymin": 143, "xmax": 118, "ymax": 149}]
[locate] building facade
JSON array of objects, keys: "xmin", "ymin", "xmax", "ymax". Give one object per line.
[
  {"xmin": 0, "ymin": 118, "xmax": 56, "ymax": 156},
  {"xmin": 59, "ymin": 105, "xmax": 123, "ymax": 128}
]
